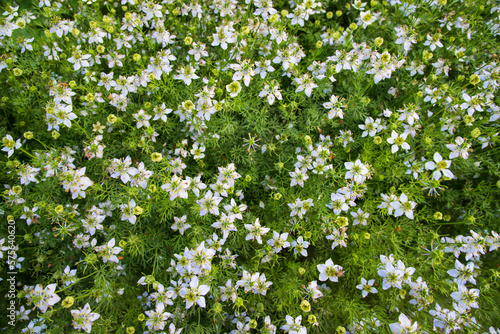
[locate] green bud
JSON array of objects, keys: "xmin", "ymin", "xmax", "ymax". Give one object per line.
[
  {"xmin": 433, "ymin": 211, "xmax": 443, "ymax": 220},
  {"xmin": 470, "ymin": 74, "xmax": 481, "ymax": 85},
  {"xmin": 471, "ymin": 128, "xmax": 481, "ymax": 138},
  {"xmin": 300, "ymin": 300, "xmax": 311, "ymax": 312}
]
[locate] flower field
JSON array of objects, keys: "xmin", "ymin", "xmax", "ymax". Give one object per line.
[{"xmin": 1, "ymin": 0, "xmax": 500, "ymax": 333}]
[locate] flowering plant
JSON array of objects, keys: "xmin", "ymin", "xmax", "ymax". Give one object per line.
[{"xmin": 1, "ymin": 0, "xmax": 500, "ymax": 333}]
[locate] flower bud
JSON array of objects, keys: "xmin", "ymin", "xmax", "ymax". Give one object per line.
[
  {"xmin": 107, "ymin": 114, "xmax": 117, "ymax": 123},
  {"xmin": 133, "ymin": 206, "xmax": 143, "ymax": 215},
  {"xmin": 471, "ymin": 128, "xmax": 481, "ymax": 138},
  {"xmin": 374, "ymin": 37, "xmax": 384, "ymax": 47},
  {"xmin": 300, "ymin": 300, "xmax": 311, "ymax": 312},
  {"xmin": 469, "ymin": 74, "xmax": 480, "ymax": 85},
  {"xmin": 433, "ymin": 211, "xmax": 443, "ymax": 220},
  {"xmin": 336, "ymin": 326, "xmax": 346, "ymax": 334},
  {"xmin": 308, "ymin": 315, "xmax": 318, "ymax": 325},
  {"xmin": 62, "ymin": 296, "xmax": 74, "ymax": 308}
]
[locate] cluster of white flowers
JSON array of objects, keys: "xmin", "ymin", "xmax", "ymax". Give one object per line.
[
  {"xmin": 288, "ymin": 198, "xmax": 314, "ymax": 219},
  {"xmin": 236, "ymin": 270, "xmax": 273, "ymax": 296},
  {"xmin": 107, "ymin": 156, "xmax": 153, "ymax": 188},
  {"xmin": 45, "ymin": 81, "xmax": 77, "ymax": 131},
  {"xmin": 24, "ymin": 284, "xmax": 60, "ymax": 313},
  {"xmin": 60, "ymin": 167, "xmax": 93, "ymax": 200},
  {"xmin": 3, "ymin": 0, "xmax": 500, "ymax": 332},
  {"xmin": 378, "ymin": 192, "xmax": 417, "ymax": 219}
]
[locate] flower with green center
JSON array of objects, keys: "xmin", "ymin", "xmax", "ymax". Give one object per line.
[
  {"xmin": 387, "ymin": 131, "xmax": 410, "ymax": 153},
  {"xmin": 2, "ymin": 134, "xmax": 21, "ymax": 157},
  {"xmin": 425, "ymin": 152, "xmax": 454, "ymax": 180},
  {"xmin": 356, "ymin": 278, "xmax": 378, "ymax": 298},
  {"xmin": 71, "ymin": 303, "xmax": 100, "ymax": 333},
  {"xmin": 317, "ymin": 259, "xmax": 343, "ymax": 282},
  {"xmin": 226, "ymin": 80, "xmax": 242, "ymax": 97}
]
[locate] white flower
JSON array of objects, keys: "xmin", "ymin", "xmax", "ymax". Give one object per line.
[
  {"xmin": 223, "ymin": 198, "xmax": 247, "ymax": 220},
  {"xmin": 196, "ymin": 190, "xmax": 223, "ymax": 216},
  {"xmin": 226, "ymin": 80, "xmax": 242, "ymax": 97},
  {"xmin": 317, "ymin": 259, "xmax": 343, "ymax": 282},
  {"xmin": 144, "ymin": 303, "xmax": 171, "ymax": 331},
  {"xmin": 425, "ymin": 152, "xmax": 454, "ymax": 180},
  {"xmin": 378, "ymin": 262, "xmax": 403, "ymax": 290},
  {"xmin": 94, "ymin": 238, "xmax": 122, "ymax": 264},
  {"xmin": 161, "ymin": 175, "xmax": 190, "ymax": 201},
  {"xmin": 344, "ymin": 159, "xmax": 369, "ymax": 184},
  {"xmin": 179, "ymin": 276, "xmax": 210, "ymax": 309},
  {"xmin": 71, "ymin": 303, "xmax": 100, "ymax": 333},
  {"xmin": 326, "ymin": 193, "xmax": 349, "ymax": 215},
  {"xmin": 26, "ymin": 284, "xmax": 61, "ymax": 313},
  {"xmin": 291, "ymin": 236, "xmax": 310, "ymax": 257},
  {"xmin": 268, "ymin": 231, "xmax": 290, "ymax": 253},
  {"xmin": 190, "ymin": 143, "xmax": 206, "ymax": 160},
  {"xmin": 359, "ymin": 117, "xmax": 382, "ymax": 137},
  {"xmin": 2, "ymin": 134, "xmax": 22, "ymax": 157},
  {"xmin": 294, "ymin": 74, "xmax": 317, "ymax": 97},
  {"xmin": 172, "ymin": 215, "xmax": 191, "ymax": 235},
  {"xmin": 356, "ymin": 278, "xmax": 378, "ymax": 298},
  {"xmin": 174, "ymin": 65, "xmax": 199, "ymax": 85},
  {"xmin": 358, "ymin": 10, "xmax": 377, "ymax": 29},
  {"xmin": 447, "ymin": 260, "xmax": 476, "ymax": 286},
  {"xmin": 120, "ymin": 199, "xmax": 137, "ymax": 224},
  {"xmin": 323, "ymin": 94, "xmax": 346, "ymax": 119},
  {"xmin": 387, "ymin": 130, "xmax": 410, "ymax": 153},
  {"xmin": 290, "ymin": 167, "xmax": 309, "ymax": 187},
  {"xmin": 281, "ymin": 315, "xmax": 307, "ymax": 334},
  {"xmin": 244, "ymin": 218, "xmax": 270, "ymax": 244},
  {"xmin": 389, "ymin": 313, "xmax": 418, "ymax": 333},
  {"xmin": 351, "ymin": 208, "xmax": 369, "ymax": 226},
  {"xmin": 259, "ymin": 82, "xmax": 282, "ymax": 105},
  {"xmin": 390, "ymin": 193, "xmax": 417, "ymax": 219},
  {"xmin": 423, "ymin": 33, "xmax": 443, "ymax": 51},
  {"xmin": 446, "ymin": 136, "xmax": 471, "ymax": 159},
  {"xmin": 451, "ymin": 285, "xmax": 479, "ymax": 310}
]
